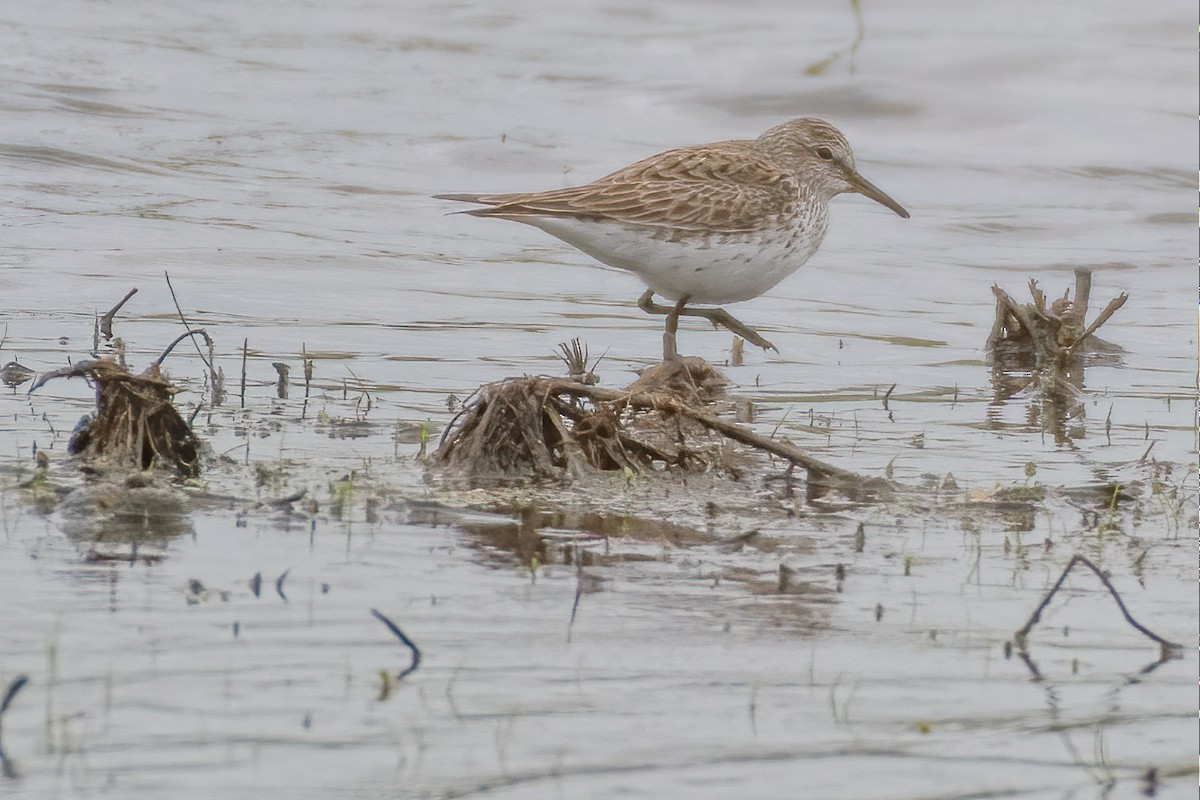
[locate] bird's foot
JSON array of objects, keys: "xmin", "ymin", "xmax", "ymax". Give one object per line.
[
  {"xmin": 691, "ymin": 307, "xmax": 778, "ymax": 353},
  {"xmin": 637, "ymin": 290, "xmax": 777, "ymax": 354}
]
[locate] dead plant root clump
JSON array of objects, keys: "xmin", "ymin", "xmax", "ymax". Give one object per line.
[
  {"xmin": 436, "ymin": 353, "xmax": 892, "ymax": 500},
  {"xmin": 32, "ymin": 358, "xmax": 200, "ymax": 478}
]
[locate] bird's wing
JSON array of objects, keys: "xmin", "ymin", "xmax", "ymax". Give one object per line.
[{"xmin": 436, "ymin": 142, "xmax": 795, "ymax": 234}]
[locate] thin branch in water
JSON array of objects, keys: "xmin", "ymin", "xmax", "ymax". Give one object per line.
[
  {"xmin": 164, "ymin": 272, "xmax": 213, "ymax": 370},
  {"xmin": 1013, "ymin": 554, "xmax": 1182, "ymax": 658},
  {"xmin": 371, "ymin": 608, "xmax": 422, "ymax": 682},
  {"xmin": 240, "ymin": 338, "xmax": 249, "ymax": 409},
  {"xmin": 275, "ymin": 568, "xmax": 290, "ymax": 603},
  {"xmin": 1067, "ymin": 293, "xmax": 1129, "ymax": 351},
  {"xmin": 302, "ymin": 343, "xmax": 313, "ymax": 399},
  {"xmin": 153, "ymin": 329, "xmax": 212, "ymax": 368},
  {"xmin": 27, "ymin": 360, "xmax": 101, "ymax": 394},
  {"xmin": 881, "ymin": 383, "xmax": 897, "ymax": 411}
]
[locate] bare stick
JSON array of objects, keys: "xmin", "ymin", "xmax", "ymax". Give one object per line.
[
  {"xmin": 371, "ymin": 608, "xmax": 422, "ymax": 681},
  {"xmin": 1013, "ymin": 554, "xmax": 1182, "ymax": 655},
  {"xmin": 1067, "ymin": 293, "xmax": 1129, "ymax": 351},
  {"xmin": 881, "ymin": 383, "xmax": 897, "ymax": 411},
  {"xmin": 27, "ymin": 360, "xmax": 102, "ymax": 394},
  {"xmin": 1027, "ymin": 279, "xmax": 1047, "ymax": 316},
  {"xmin": 153, "ymin": 328, "xmax": 212, "ymax": 368},
  {"xmin": 240, "ymin": 338, "xmax": 248, "ymax": 409},
  {"xmin": 99, "ymin": 288, "xmax": 138, "ymax": 341},
  {"xmin": 985, "ymin": 297, "xmax": 1011, "ymax": 350},
  {"xmin": 302, "ymin": 343, "xmax": 313, "ymax": 399},
  {"xmin": 987, "ymin": 284, "xmax": 1039, "ymax": 345},
  {"xmin": 164, "ymin": 272, "xmax": 213, "ymax": 370}
]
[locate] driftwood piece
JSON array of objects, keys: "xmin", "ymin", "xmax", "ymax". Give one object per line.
[
  {"xmin": 986, "ymin": 268, "xmax": 1127, "ymax": 368},
  {"xmin": 986, "ymin": 270, "xmax": 1127, "ymax": 442},
  {"xmin": 436, "ymin": 356, "xmax": 894, "ymax": 500}
]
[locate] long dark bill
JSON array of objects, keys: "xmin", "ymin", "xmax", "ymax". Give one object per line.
[{"xmin": 848, "ymin": 171, "xmax": 909, "ymax": 219}]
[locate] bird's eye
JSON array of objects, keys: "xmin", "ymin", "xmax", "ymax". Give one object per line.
[{"xmin": 816, "ymin": 146, "xmax": 834, "ymax": 160}]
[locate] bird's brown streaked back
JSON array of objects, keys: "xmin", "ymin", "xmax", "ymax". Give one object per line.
[
  {"xmin": 436, "ymin": 141, "xmax": 801, "ymax": 234},
  {"xmin": 438, "ymin": 118, "xmax": 908, "ymax": 233}
]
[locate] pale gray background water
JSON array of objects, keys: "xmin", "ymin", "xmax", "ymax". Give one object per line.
[{"xmin": 0, "ymin": 1, "xmax": 1195, "ymax": 798}]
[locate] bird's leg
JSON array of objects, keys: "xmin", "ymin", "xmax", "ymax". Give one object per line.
[
  {"xmin": 637, "ymin": 289, "xmax": 674, "ymax": 316},
  {"xmin": 636, "ymin": 289, "xmax": 777, "ymax": 353},
  {"xmin": 662, "ymin": 294, "xmax": 690, "ymax": 362},
  {"xmin": 638, "ymin": 289, "xmax": 682, "ymax": 361}
]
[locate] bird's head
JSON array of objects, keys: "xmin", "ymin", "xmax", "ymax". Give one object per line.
[{"xmin": 759, "ymin": 118, "xmax": 909, "ymax": 218}]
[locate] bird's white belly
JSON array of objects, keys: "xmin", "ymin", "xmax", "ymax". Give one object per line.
[{"xmin": 522, "ymin": 217, "xmax": 826, "ymax": 305}]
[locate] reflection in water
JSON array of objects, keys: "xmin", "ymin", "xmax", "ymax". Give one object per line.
[
  {"xmin": 803, "ymin": 0, "xmax": 865, "ymax": 77},
  {"xmin": 407, "ymin": 500, "xmax": 838, "ymax": 635},
  {"xmin": 408, "ymin": 503, "xmax": 714, "ymax": 571},
  {"xmin": 988, "ymin": 339, "xmax": 1086, "ymax": 445},
  {"xmin": 57, "ymin": 476, "xmax": 193, "ymax": 562},
  {"xmin": 0, "ymin": 674, "xmax": 30, "ymax": 779},
  {"xmin": 1008, "ymin": 552, "xmax": 1185, "ymax": 797}
]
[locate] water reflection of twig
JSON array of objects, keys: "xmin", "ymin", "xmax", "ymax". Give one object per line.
[
  {"xmin": 803, "ymin": 0, "xmax": 865, "ymax": 76},
  {"xmin": 0, "ymin": 674, "xmax": 29, "ymax": 779},
  {"xmin": 1019, "ymin": 661, "xmax": 1154, "ymax": 797},
  {"xmin": 371, "ymin": 608, "xmax": 422, "ymax": 684}
]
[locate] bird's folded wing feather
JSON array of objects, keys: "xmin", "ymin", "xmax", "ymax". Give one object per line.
[{"xmin": 436, "ymin": 143, "xmax": 795, "ymax": 234}]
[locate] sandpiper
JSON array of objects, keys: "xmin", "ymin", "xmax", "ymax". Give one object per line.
[{"xmin": 437, "ymin": 118, "xmax": 909, "ymax": 360}]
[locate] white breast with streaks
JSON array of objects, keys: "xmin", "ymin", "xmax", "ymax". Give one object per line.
[{"xmin": 518, "ymin": 205, "xmax": 829, "ymax": 305}]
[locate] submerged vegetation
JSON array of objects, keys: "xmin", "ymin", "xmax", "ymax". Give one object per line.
[
  {"xmin": 3, "ymin": 275, "xmax": 1187, "ymax": 545},
  {"xmin": 0, "ymin": 271, "xmax": 1192, "ymax": 799},
  {"xmin": 0, "ymin": 277, "xmax": 1191, "ymax": 682}
]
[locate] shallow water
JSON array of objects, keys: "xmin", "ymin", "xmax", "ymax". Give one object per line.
[{"xmin": 0, "ymin": 1, "xmax": 1196, "ymax": 798}]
